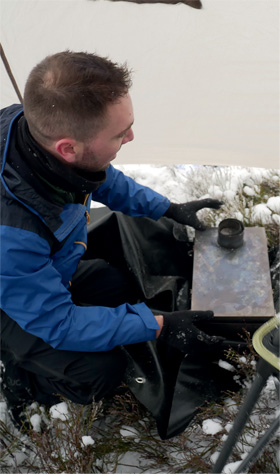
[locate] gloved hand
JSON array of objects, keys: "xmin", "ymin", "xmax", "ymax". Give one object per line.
[
  {"xmin": 164, "ymin": 199, "xmax": 224, "ymax": 230},
  {"xmin": 157, "ymin": 310, "xmax": 225, "ymax": 357}
]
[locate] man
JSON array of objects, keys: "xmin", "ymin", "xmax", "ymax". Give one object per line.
[{"xmin": 0, "ymin": 51, "xmax": 223, "ymax": 425}]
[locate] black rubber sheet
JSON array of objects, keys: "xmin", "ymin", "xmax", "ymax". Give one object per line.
[{"xmin": 87, "ymin": 208, "xmax": 241, "ymax": 439}]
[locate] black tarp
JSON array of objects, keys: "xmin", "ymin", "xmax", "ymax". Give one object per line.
[
  {"xmin": 87, "ymin": 207, "xmax": 194, "ymax": 312},
  {"xmin": 86, "ymin": 208, "xmax": 257, "ymax": 439}
]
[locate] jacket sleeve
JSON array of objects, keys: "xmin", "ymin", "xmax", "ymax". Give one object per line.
[
  {"xmin": 0, "ymin": 226, "xmax": 159, "ymax": 352},
  {"xmin": 91, "ymin": 165, "xmax": 170, "ymax": 220}
]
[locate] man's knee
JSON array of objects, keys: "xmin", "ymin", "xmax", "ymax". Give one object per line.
[{"xmin": 68, "ymin": 347, "xmax": 128, "ymax": 403}]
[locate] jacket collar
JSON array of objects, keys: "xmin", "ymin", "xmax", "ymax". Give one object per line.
[
  {"xmin": 1, "ymin": 107, "xmax": 105, "ymax": 240},
  {"xmin": 16, "ymin": 116, "xmax": 106, "ymax": 197}
]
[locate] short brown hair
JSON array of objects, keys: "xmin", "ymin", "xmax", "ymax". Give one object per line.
[{"xmin": 23, "ymin": 51, "xmax": 132, "ymax": 145}]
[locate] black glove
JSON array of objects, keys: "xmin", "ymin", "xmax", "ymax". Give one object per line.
[
  {"xmin": 158, "ymin": 310, "xmax": 225, "ymax": 357},
  {"xmin": 164, "ymin": 199, "xmax": 224, "ymax": 230}
]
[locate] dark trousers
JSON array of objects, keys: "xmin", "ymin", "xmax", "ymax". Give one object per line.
[{"xmin": 0, "ymin": 259, "xmax": 140, "ymax": 407}]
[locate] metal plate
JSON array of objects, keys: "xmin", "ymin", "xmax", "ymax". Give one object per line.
[{"xmin": 191, "ymin": 227, "xmax": 275, "ymax": 318}]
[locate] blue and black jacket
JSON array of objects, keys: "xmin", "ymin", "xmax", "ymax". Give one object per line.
[{"xmin": 0, "ymin": 105, "xmax": 170, "ymax": 352}]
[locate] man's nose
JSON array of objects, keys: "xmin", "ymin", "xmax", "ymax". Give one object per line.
[{"xmin": 122, "ymin": 128, "xmax": 134, "ymax": 145}]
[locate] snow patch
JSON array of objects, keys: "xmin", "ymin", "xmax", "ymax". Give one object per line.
[
  {"xmin": 0, "ymin": 401, "xmax": 8, "ymax": 423},
  {"xmin": 81, "ymin": 435, "xmax": 95, "ymax": 447},
  {"xmin": 49, "ymin": 402, "xmax": 69, "ymax": 421},
  {"xmin": 202, "ymin": 419, "xmax": 223, "ymax": 435},
  {"xmin": 251, "ymin": 203, "xmax": 272, "ymax": 224},
  {"xmin": 267, "ymin": 196, "xmax": 280, "ymax": 213},
  {"xmin": 30, "ymin": 413, "xmax": 42, "ymax": 432},
  {"xmin": 218, "ymin": 360, "xmax": 235, "ymax": 372},
  {"xmin": 223, "ymin": 189, "xmax": 236, "ymax": 201},
  {"xmin": 223, "ymin": 460, "xmax": 243, "ymax": 473},
  {"xmin": 210, "ymin": 451, "xmax": 220, "ymax": 464},
  {"xmin": 272, "ymin": 214, "xmax": 280, "ymax": 225},
  {"xmin": 120, "ymin": 425, "xmax": 140, "ymax": 438},
  {"xmin": 243, "ymin": 185, "xmax": 255, "ymax": 196}
]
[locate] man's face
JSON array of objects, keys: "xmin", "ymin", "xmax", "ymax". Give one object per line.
[{"xmin": 74, "ymin": 93, "xmax": 134, "ymax": 172}]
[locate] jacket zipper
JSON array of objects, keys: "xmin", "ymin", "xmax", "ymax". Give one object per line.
[
  {"xmin": 84, "ymin": 194, "xmax": 90, "ymax": 225},
  {"xmin": 72, "ymin": 194, "xmax": 90, "ymax": 285}
]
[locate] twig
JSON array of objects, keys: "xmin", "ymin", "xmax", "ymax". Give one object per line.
[{"xmin": 0, "ymin": 43, "xmax": 23, "ymax": 104}]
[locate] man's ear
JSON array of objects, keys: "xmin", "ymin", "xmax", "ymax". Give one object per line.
[{"xmin": 54, "ymin": 138, "xmax": 84, "ymax": 163}]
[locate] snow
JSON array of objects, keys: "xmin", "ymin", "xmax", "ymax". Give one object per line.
[
  {"xmin": 243, "ymin": 185, "xmax": 255, "ymax": 197},
  {"xmin": 202, "ymin": 419, "xmax": 223, "ymax": 435},
  {"xmin": 272, "ymin": 214, "xmax": 280, "ymax": 226},
  {"xmin": 267, "ymin": 196, "xmax": 280, "ymax": 214},
  {"xmin": 49, "ymin": 402, "xmax": 69, "ymax": 421},
  {"xmin": 218, "ymin": 360, "xmax": 235, "ymax": 372},
  {"xmin": 0, "ymin": 401, "xmax": 8, "ymax": 423},
  {"xmin": 210, "ymin": 451, "xmax": 220, "ymax": 464},
  {"xmin": 81, "ymin": 435, "xmax": 95, "ymax": 446},
  {"xmin": 120, "ymin": 426, "xmax": 140, "ymax": 438},
  {"xmin": 223, "ymin": 460, "xmax": 242, "ymax": 473},
  {"xmin": 251, "ymin": 203, "xmax": 272, "ymax": 224},
  {"xmin": 225, "ymin": 423, "xmax": 233, "ymax": 433},
  {"xmin": 30, "ymin": 413, "xmax": 42, "ymax": 432}
]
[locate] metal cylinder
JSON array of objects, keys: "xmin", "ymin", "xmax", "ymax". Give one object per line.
[{"xmin": 217, "ymin": 218, "xmax": 244, "ymax": 249}]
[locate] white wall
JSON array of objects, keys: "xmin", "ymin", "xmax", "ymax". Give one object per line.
[{"xmin": 1, "ymin": 0, "xmax": 279, "ymax": 168}]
